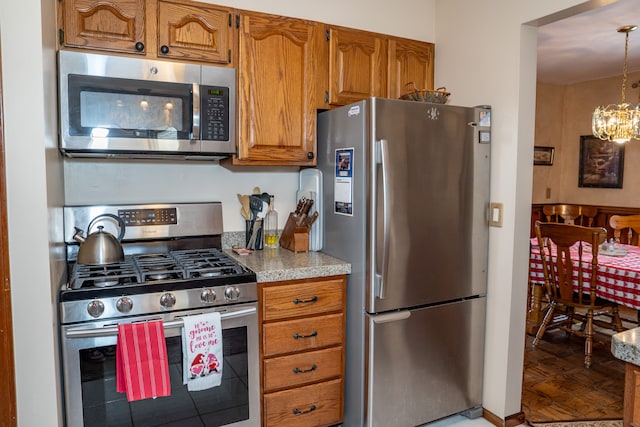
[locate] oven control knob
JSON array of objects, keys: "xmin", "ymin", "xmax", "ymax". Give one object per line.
[
  {"xmin": 87, "ymin": 300, "xmax": 105, "ymax": 318},
  {"xmin": 160, "ymin": 293, "xmax": 176, "ymax": 308},
  {"xmin": 116, "ymin": 297, "xmax": 133, "ymax": 313},
  {"xmin": 201, "ymin": 289, "xmax": 216, "ymax": 304},
  {"xmin": 225, "ymin": 286, "xmax": 240, "ymax": 301}
]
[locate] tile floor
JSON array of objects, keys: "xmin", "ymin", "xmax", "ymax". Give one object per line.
[{"xmin": 427, "ymin": 414, "xmax": 525, "ymax": 427}]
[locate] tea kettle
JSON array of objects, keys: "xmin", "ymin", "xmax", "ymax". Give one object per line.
[{"xmin": 73, "ymin": 213, "xmax": 126, "ymax": 265}]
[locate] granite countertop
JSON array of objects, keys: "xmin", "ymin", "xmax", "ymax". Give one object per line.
[
  {"xmin": 612, "ymin": 328, "xmax": 640, "ymax": 365},
  {"xmin": 224, "ymin": 247, "xmax": 351, "ymax": 283}
]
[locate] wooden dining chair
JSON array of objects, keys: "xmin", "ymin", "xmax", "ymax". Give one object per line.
[
  {"xmin": 532, "ymin": 221, "xmax": 624, "ymax": 368},
  {"xmin": 609, "ymin": 214, "xmax": 640, "ymax": 246},
  {"xmin": 543, "ymin": 204, "xmax": 597, "ymax": 226}
]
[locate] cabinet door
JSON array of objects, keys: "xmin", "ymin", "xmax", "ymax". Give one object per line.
[
  {"xmin": 388, "ymin": 37, "xmax": 434, "ymax": 99},
  {"xmin": 328, "ymin": 26, "xmax": 387, "ymax": 106},
  {"xmin": 235, "ymin": 11, "xmax": 320, "ymax": 166},
  {"xmin": 157, "ymin": 0, "xmax": 233, "ymax": 65},
  {"xmin": 61, "ymin": 0, "xmax": 146, "ymax": 54}
]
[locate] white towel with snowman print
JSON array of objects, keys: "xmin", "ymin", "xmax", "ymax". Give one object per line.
[{"xmin": 182, "ymin": 312, "xmax": 223, "ymax": 391}]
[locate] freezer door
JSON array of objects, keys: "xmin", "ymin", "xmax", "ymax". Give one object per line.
[
  {"xmin": 371, "ymin": 98, "xmax": 490, "ymax": 313},
  {"xmin": 365, "ymin": 297, "xmax": 486, "ymax": 427}
]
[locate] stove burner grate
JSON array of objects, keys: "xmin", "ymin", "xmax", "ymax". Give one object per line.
[
  {"xmin": 68, "ymin": 248, "xmax": 249, "ymax": 290},
  {"xmin": 70, "ymin": 260, "xmax": 140, "ymax": 289},
  {"xmin": 170, "ymin": 248, "xmax": 245, "ymax": 278},
  {"xmin": 133, "ymin": 253, "xmax": 186, "ymax": 282}
]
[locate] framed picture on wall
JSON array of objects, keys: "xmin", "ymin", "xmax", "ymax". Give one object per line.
[
  {"xmin": 533, "ymin": 146, "xmax": 555, "ymax": 165},
  {"xmin": 578, "ymin": 135, "xmax": 624, "ymax": 188}
]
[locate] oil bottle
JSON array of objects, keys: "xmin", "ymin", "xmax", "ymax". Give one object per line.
[{"xmin": 264, "ymin": 195, "xmax": 279, "ymax": 248}]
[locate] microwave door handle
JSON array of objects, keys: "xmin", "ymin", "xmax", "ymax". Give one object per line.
[{"xmin": 192, "ymin": 83, "xmax": 200, "ymax": 140}]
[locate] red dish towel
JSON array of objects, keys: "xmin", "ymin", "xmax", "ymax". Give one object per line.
[{"xmin": 116, "ymin": 320, "xmax": 171, "ymax": 402}]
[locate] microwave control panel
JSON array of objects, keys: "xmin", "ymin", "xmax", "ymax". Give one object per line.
[{"xmin": 200, "ymin": 85, "xmax": 230, "ymax": 142}]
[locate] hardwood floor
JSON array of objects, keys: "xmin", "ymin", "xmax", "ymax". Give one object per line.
[{"xmin": 522, "ymin": 327, "xmax": 625, "ymax": 422}]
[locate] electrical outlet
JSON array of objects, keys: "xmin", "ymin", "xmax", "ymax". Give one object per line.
[{"xmin": 489, "ymin": 202, "xmax": 503, "ymax": 227}]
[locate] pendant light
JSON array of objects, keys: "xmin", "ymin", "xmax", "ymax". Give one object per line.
[{"xmin": 592, "ymin": 25, "xmax": 640, "ymax": 144}]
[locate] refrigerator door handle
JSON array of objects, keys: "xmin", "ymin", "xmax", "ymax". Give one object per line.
[
  {"xmin": 375, "ymin": 138, "xmax": 390, "ymax": 299},
  {"xmin": 371, "ymin": 310, "xmax": 411, "ymax": 324}
]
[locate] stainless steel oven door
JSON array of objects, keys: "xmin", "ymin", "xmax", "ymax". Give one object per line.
[{"xmin": 60, "ymin": 303, "xmax": 259, "ymax": 427}]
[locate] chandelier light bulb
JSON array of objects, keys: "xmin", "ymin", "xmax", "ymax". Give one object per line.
[{"xmin": 592, "ymin": 25, "xmax": 640, "ymax": 143}]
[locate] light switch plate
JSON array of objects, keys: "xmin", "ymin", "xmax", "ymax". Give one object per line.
[{"xmin": 489, "ymin": 202, "xmax": 503, "ymax": 227}]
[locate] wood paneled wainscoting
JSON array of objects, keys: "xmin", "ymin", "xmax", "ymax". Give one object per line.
[{"xmin": 531, "ymin": 204, "xmax": 640, "ymax": 241}]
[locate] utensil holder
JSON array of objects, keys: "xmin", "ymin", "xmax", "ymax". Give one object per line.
[{"xmin": 245, "ymin": 219, "xmax": 263, "ymax": 250}]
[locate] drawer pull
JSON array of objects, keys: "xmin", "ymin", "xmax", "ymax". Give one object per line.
[
  {"xmin": 293, "ymin": 404, "xmax": 317, "ymax": 415},
  {"xmin": 293, "ymin": 364, "xmax": 317, "ymax": 374},
  {"xmin": 293, "ymin": 330, "xmax": 318, "ymax": 339},
  {"xmin": 293, "ymin": 295, "xmax": 318, "ymax": 304}
]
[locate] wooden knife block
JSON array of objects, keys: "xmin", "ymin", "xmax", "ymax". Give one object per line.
[{"xmin": 279, "ymin": 212, "xmax": 310, "ymax": 253}]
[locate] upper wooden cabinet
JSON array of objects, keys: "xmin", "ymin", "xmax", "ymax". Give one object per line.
[
  {"xmin": 58, "ymin": 2, "xmax": 436, "ymax": 166},
  {"xmin": 60, "ymin": 0, "xmax": 146, "ymax": 54},
  {"xmin": 60, "ymin": 0, "xmax": 234, "ymax": 65},
  {"xmin": 156, "ymin": 0, "xmax": 233, "ymax": 64},
  {"xmin": 325, "ymin": 26, "xmax": 387, "ymax": 106},
  {"xmin": 321, "ymin": 27, "xmax": 434, "ymax": 107},
  {"xmin": 387, "ymin": 37, "xmax": 435, "ymax": 99},
  {"xmin": 234, "ymin": 11, "xmax": 321, "ymax": 166}
]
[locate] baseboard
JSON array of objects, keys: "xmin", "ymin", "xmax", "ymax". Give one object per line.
[{"xmin": 483, "ymin": 408, "xmax": 526, "ymax": 427}]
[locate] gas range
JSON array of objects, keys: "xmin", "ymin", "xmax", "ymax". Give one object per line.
[{"xmin": 59, "ymin": 202, "xmax": 256, "ymax": 324}]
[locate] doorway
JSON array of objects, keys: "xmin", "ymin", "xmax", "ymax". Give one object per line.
[{"xmin": 523, "ymin": 1, "xmax": 639, "ymax": 421}]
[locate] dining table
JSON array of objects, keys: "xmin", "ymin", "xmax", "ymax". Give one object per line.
[{"xmin": 527, "ymin": 237, "xmax": 640, "ymax": 333}]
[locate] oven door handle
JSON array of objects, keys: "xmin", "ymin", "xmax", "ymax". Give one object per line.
[{"xmin": 64, "ymin": 307, "xmax": 256, "ymax": 339}]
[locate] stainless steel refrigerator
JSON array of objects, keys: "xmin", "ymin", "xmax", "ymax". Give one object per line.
[{"xmin": 317, "ymin": 97, "xmax": 491, "ymax": 427}]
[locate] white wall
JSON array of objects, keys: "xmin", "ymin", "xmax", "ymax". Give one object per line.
[
  {"xmin": 0, "ymin": 0, "xmax": 65, "ymax": 425},
  {"xmin": 435, "ymin": 0, "xmax": 599, "ymax": 419}
]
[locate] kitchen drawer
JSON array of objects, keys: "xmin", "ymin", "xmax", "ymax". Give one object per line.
[
  {"xmin": 263, "ymin": 378, "xmax": 343, "ymax": 427},
  {"xmin": 263, "ymin": 346, "xmax": 343, "ymax": 392},
  {"xmin": 262, "ymin": 277, "xmax": 345, "ymax": 321},
  {"xmin": 263, "ymin": 313, "xmax": 344, "ymax": 357}
]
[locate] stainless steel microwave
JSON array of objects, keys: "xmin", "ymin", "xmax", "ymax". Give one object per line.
[{"xmin": 58, "ymin": 50, "xmax": 236, "ymax": 160}]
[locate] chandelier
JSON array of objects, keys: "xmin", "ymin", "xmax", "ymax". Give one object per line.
[{"xmin": 592, "ymin": 25, "xmax": 640, "ymax": 144}]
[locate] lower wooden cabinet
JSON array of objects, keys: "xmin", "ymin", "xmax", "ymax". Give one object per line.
[
  {"xmin": 259, "ymin": 275, "xmax": 346, "ymax": 427},
  {"xmin": 624, "ymin": 362, "xmax": 640, "ymax": 427},
  {"xmin": 263, "ymin": 379, "xmax": 343, "ymax": 427}
]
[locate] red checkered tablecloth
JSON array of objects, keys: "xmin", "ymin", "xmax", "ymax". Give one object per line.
[{"xmin": 529, "ymin": 238, "xmax": 640, "ymax": 309}]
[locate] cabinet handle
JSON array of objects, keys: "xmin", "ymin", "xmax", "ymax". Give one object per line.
[
  {"xmin": 293, "ymin": 295, "xmax": 318, "ymax": 304},
  {"xmin": 293, "ymin": 404, "xmax": 317, "ymax": 415},
  {"xmin": 293, "ymin": 364, "xmax": 317, "ymax": 374},
  {"xmin": 134, "ymin": 42, "xmax": 145, "ymax": 52},
  {"xmin": 160, "ymin": 45, "xmax": 169, "ymax": 54},
  {"xmin": 293, "ymin": 331, "xmax": 318, "ymax": 339},
  {"xmin": 307, "ymin": 151, "xmax": 314, "ymax": 160}
]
